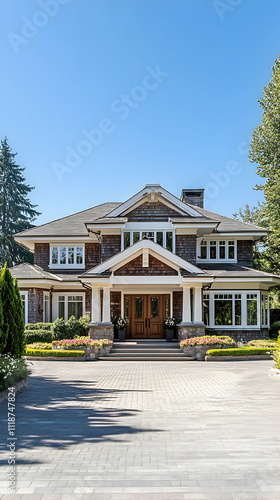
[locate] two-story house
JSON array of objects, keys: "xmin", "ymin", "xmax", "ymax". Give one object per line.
[{"xmin": 11, "ymin": 184, "xmax": 280, "ymax": 342}]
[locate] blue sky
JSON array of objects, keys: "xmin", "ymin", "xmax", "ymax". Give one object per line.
[{"xmin": 0, "ymin": 0, "xmax": 280, "ymax": 224}]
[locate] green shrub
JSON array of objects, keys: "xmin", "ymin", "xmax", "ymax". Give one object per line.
[
  {"xmin": 26, "ymin": 342, "xmax": 53, "ymax": 350},
  {"xmin": 1, "ymin": 263, "xmax": 25, "ymax": 357},
  {"xmin": 0, "ymin": 355, "xmax": 31, "ymax": 392},
  {"xmin": 269, "ymin": 321, "xmax": 280, "ymax": 338},
  {"xmin": 25, "ymin": 330, "xmax": 53, "ymax": 343},
  {"xmin": 51, "ymin": 318, "xmax": 69, "ymax": 340},
  {"xmin": 207, "ymin": 347, "xmax": 276, "ymax": 357},
  {"xmin": 25, "ymin": 322, "xmax": 52, "ymax": 331},
  {"xmin": 248, "ymin": 339, "xmax": 278, "ymax": 348},
  {"xmin": 67, "ymin": 316, "xmax": 88, "ymax": 338},
  {"xmin": 25, "ymin": 349, "xmax": 85, "ymax": 357}
]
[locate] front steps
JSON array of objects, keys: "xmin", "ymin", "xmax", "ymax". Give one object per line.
[{"xmin": 100, "ymin": 340, "xmax": 195, "ymax": 361}]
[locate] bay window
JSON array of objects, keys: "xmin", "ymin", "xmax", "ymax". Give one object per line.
[
  {"xmin": 203, "ymin": 291, "xmax": 261, "ymax": 328},
  {"xmin": 50, "ymin": 246, "xmax": 85, "ymax": 268},
  {"xmin": 261, "ymin": 293, "xmax": 269, "ymax": 327}
]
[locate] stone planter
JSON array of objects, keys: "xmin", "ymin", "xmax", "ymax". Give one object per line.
[
  {"xmin": 118, "ymin": 329, "xmax": 126, "ymax": 341},
  {"xmin": 105, "ymin": 346, "xmax": 111, "ymax": 354},
  {"xmin": 165, "ymin": 328, "xmax": 174, "ymax": 342},
  {"xmin": 195, "ymin": 344, "xmax": 222, "ymax": 361},
  {"xmin": 53, "ymin": 345, "xmax": 99, "ymax": 361},
  {"xmin": 183, "ymin": 346, "xmax": 196, "ymax": 357}
]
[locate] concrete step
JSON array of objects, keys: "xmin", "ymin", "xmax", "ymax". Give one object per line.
[
  {"xmin": 99, "ymin": 356, "xmax": 195, "ymax": 361},
  {"xmin": 112, "ymin": 348, "xmax": 181, "ymax": 353},
  {"xmin": 105, "ymin": 351, "xmax": 185, "ymax": 358}
]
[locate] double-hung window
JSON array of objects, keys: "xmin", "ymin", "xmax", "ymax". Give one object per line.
[
  {"xmin": 56, "ymin": 294, "xmax": 84, "ymax": 321},
  {"xmin": 203, "ymin": 291, "xmax": 260, "ymax": 328}
]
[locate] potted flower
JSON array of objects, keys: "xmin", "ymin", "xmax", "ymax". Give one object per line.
[
  {"xmin": 164, "ymin": 317, "xmax": 180, "ymax": 342},
  {"xmin": 112, "ymin": 316, "xmax": 129, "ymax": 341}
]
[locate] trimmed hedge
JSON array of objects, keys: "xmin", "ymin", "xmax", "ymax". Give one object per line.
[
  {"xmin": 25, "ymin": 330, "xmax": 53, "ymax": 343},
  {"xmin": 207, "ymin": 347, "xmax": 277, "ymax": 357},
  {"xmin": 25, "ymin": 323, "xmax": 53, "ymax": 331},
  {"xmin": 25, "ymin": 349, "xmax": 85, "ymax": 357}
]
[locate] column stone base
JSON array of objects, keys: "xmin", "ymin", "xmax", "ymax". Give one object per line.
[
  {"xmin": 89, "ymin": 323, "xmax": 114, "ymax": 341},
  {"xmin": 177, "ymin": 323, "xmax": 206, "ymax": 341}
]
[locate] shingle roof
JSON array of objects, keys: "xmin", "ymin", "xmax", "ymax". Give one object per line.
[
  {"xmin": 10, "ymin": 264, "xmax": 61, "ymax": 281},
  {"xmin": 184, "ymin": 204, "xmax": 267, "ymax": 233},
  {"xmin": 15, "ymin": 203, "xmax": 122, "ymax": 237},
  {"xmin": 197, "ymin": 263, "xmax": 279, "ymax": 279}
]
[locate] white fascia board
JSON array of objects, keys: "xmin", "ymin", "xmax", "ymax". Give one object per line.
[
  {"xmin": 216, "ymin": 232, "xmax": 267, "ymax": 238},
  {"xmin": 85, "ymin": 239, "xmax": 206, "ymax": 275},
  {"xmin": 16, "ymin": 279, "xmax": 59, "ymax": 287},
  {"xmin": 214, "ymin": 277, "xmax": 280, "ymax": 283},
  {"xmin": 112, "ymin": 276, "xmax": 183, "ymax": 285},
  {"xmin": 124, "ymin": 222, "xmax": 173, "ymax": 230},
  {"xmin": 181, "ymin": 277, "xmax": 214, "ymax": 284},
  {"xmin": 107, "ymin": 185, "xmax": 203, "ymax": 218},
  {"xmin": 86, "ymin": 224, "xmax": 124, "ymax": 230}
]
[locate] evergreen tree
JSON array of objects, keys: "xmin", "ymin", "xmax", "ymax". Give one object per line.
[
  {"xmin": 0, "ymin": 137, "xmax": 40, "ymax": 267},
  {"xmin": 0, "ymin": 263, "xmax": 20, "ymax": 357},
  {"xmin": 249, "ymin": 55, "xmax": 280, "ymax": 275},
  {"xmin": 0, "ymin": 280, "xmax": 5, "ymax": 354},
  {"xmin": 13, "ymin": 278, "xmax": 26, "ymax": 357}
]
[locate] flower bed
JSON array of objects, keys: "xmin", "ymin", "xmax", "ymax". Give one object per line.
[
  {"xmin": 180, "ymin": 336, "xmax": 236, "ymax": 361},
  {"xmin": 0, "ymin": 355, "xmax": 31, "ymax": 392},
  {"xmin": 248, "ymin": 339, "xmax": 278, "ymax": 348},
  {"xmin": 52, "ymin": 338, "xmax": 113, "ymax": 359},
  {"xmin": 26, "ymin": 342, "xmax": 53, "ymax": 350}
]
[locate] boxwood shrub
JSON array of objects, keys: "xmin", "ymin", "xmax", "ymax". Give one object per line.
[
  {"xmin": 25, "ymin": 330, "xmax": 53, "ymax": 344},
  {"xmin": 25, "ymin": 349, "xmax": 85, "ymax": 357},
  {"xmin": 25, "ymin": 323, "xmax": 53, "ymax": 331},
  {"xmin": 206, "ymin": 347, "xmax": 276, "ymax": 357}
]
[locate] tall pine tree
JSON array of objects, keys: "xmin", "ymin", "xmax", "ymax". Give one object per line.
[{"xmin": 0, "ymin": 137, "xmax": 40, "ymax": 267}]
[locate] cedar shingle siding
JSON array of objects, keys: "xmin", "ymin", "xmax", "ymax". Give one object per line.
[
  {"xmin": 237, "ymin": 240, "xmax": 253, "ymax": 267},
  {"xmin": 173, "ymin": 291, "xmax": 183, "ymax": 319},
  {"xmin": 175, "ymin": 235, "xmax": 197, "ymax": 264},
  {"xmin": 115, "ymin": 255, "xmax": 178, "ymax": 276},
  {"xmin": 85, "ymin": 243, "xmax": 100, "ymax": 269},
  {"xmin": 34, "ymin": 243, "xmax": 49, "ymax": 270},
  {"xmin": 127, "ymin": 202, "xmax": 184, "ymax": 221},
  {"xmin": 110, "ymin": 291, "xmax": 121, "ymax": 318},
  {"xmin": 101, "ymin": 235, "xmax": 121, "ymax": 262}
]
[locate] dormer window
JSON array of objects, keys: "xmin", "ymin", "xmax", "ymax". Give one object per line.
[
  {"xmin": 198, "ymin": 239, "xmax": 236, "ymax": 262},
  {"xmin": 122, "ymin": 230, "xmax": 174, "ymax": 252},
  {"xmin": 50, "ymin": 245, "xmax": 85, "ymax": 268}
]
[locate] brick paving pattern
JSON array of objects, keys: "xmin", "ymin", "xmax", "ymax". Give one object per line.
[{"xmin": 0, "ymin": 360, "xmax": 280, "ymax": 499}]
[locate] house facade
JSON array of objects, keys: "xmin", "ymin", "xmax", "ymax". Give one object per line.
[{"xmin": 11, "ymin": 184, "xmax": 280, "ymax": 341}]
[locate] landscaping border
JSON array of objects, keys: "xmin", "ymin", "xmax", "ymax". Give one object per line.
[
  {"xmin": 25, "ymin": 356, "xmax": 86, "ymax": 361},
  {"xmin": 0, "ymin": 378, "xmax": 29, "ymax": 403},
  {"xmin": 205, "ymin": 354, "xmax": 272, "ymax": 362}
]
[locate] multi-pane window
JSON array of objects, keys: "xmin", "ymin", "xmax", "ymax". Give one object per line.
[
  {"xmin": 203, "ymin": 291, "xmax": 261, "ymax": 328},
  {"xmin": 20, "ymin": 292, "xmax": 28, "ymax": 324},
  {"xmin": 43, "ymin": 293, "xmax": 50, "ymax": 323},
  {"xmin": 123, "ymin": 231, "xmax": 174, "ymax": 252},
  {"xmin": 58, "ymin": 295, "xmax": 84, "ymax": 321},
  {"xmin": 50, "ymin": 246, "xmax": 84, "ymax": 267},
  {"xmin": 261, "ymin": 294, "xmax": 269, "ymax": 327},
  {"xmin": 199, "ymin": 240, "xmax": 236, "ymax": 261}
]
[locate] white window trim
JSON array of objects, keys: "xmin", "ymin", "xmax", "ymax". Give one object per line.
[
  {"xmin": 197, "ymin": 238, "xmax": 237, "ymax": 263},
  {"xmin": 49, "ymin": 245, "xmax": 85, "ymax": 269},
  {"xmin": 43, "ymin": 291, "xmax": 50, "ymax": 323},
  {"xmin": 203, "ymin": 290, "xmax": 261, "ymax": 329},
  {"xmin": 52, "ymin": 292, "xmax": 85, "ymax": 322},
  {"xmin": 261, "ymin": 292, "xmax": 270, "ymax": 328},
  {"xmin": 121, "ymin": 229, "xmax": 175, "ymax": 253},
  {"xmin": 20, "ymin": 291, "xmax": 28, "ymax": 324}
]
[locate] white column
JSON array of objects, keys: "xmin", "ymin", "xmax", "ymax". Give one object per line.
[
  {"xmin": 91, "ymin": 287, "xmax": 100, "ymax": 324},
  {"xmin": 182, "ymin": 287, "xmax": 191, "ymax": 324},
  {"xmin": 102, "ymin": 287, "xmax": 112, "ymax": 324},
  {"xmin": 193, "ymin": 286, "xmax": 203, "ymax": 324}
]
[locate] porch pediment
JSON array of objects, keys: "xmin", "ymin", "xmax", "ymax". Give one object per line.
[{"xmin": 80, "ymin": 239, "xmax": 206, "ymax": 278}]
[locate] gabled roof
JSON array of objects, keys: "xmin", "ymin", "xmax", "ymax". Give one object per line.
[
  {"xmin": 81, "ymin": 239, "xmax": 206, "ymax": 277},
  {"xmin": 106, "ymin": 184, "xmax": 204, "ymax": 218}
]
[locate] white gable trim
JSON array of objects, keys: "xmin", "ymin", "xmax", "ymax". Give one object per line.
[
  {"xmin": 106, "ymin": 185, "xmax": 203, "ymax": 218},
  {"xmin": 83, "ymin": 239, "xmax": 206, "ymax": 275}
]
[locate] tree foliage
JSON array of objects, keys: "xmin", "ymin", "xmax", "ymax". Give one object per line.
[
  {"xmin": 248, "ymin": 55, "xmax": 280, "ymax": 276},
  {"xmin": 0, "ymin": 263, "xmax": 25, "ymax": 357},
  {"xmin": 0, "ymin": 137, "xmax": 40, "ymax": 267}
]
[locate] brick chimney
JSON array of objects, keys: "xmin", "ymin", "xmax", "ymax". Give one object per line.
[{"xmin": 180, "ymin": 189, "xmax": 204, "ymax": 208}]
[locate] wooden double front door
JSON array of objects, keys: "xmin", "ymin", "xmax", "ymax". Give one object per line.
[{"xmin": 125, "ymin": 294, "xmax": 170, "ymax": 339}]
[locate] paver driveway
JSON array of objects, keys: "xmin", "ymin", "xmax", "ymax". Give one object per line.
[{"xmin": 0, "ymin": 360, "xmax": 280, "ymax": 500}]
